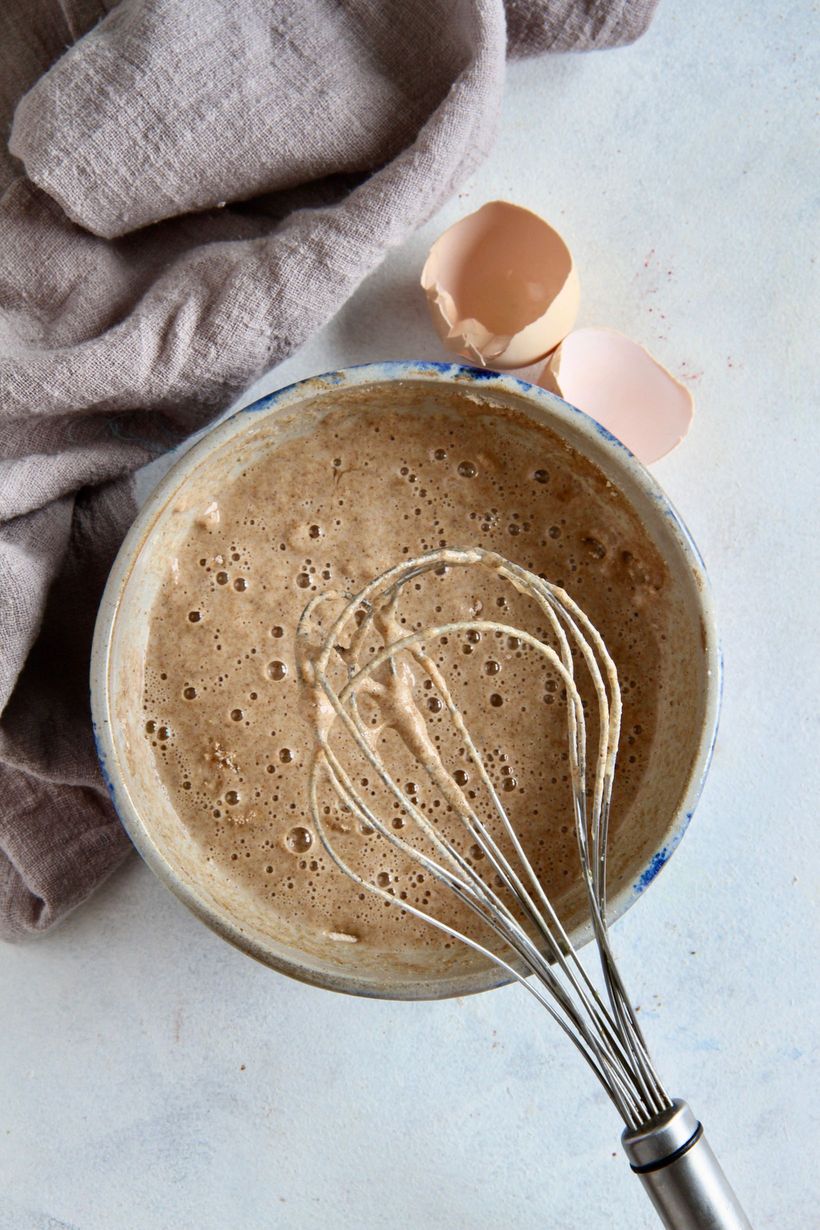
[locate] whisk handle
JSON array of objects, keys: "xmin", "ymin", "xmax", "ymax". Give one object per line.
[{"xmin": 622, "ymin": 1100, "xmax": 752, "ymax": 1229}]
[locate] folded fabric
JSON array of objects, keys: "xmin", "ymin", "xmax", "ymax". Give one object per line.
[{"xmin": 0, "ymin": 0, "xmax": 657, "ymax": 940}]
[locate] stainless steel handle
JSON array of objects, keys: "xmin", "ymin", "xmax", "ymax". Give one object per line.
[{"xmin": 622, "ymin": 1100, "xmax": 752, "ymax": 1230}]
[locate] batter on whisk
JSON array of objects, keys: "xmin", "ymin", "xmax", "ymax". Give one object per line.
[{"xmin": 143, "ymin": 391, "xmax": 681, "ymax": 964}]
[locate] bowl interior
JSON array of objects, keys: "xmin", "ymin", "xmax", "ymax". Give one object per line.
[{"xmin": 93, "ymin": 367, "xmax": 715, "ymax": 999}]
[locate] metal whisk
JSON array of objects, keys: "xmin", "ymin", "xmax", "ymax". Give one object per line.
[{"xmin": 298, "ymin": 546, "xmax": 750, "ymax": 1230}]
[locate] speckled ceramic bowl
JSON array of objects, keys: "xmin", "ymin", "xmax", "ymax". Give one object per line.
[{"xmin": 90, "ymin": 361, "xmax": 720, "ymax": 999}]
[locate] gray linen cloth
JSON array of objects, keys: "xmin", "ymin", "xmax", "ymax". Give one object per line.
[{"xmin": 0, "ymin": 0, "xmax": 657, "ymax": 939}]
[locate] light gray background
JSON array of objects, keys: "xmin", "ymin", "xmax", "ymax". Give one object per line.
[{"xmin": 2, "ymin": 2, "xmax": 817, "ymax": 1227}]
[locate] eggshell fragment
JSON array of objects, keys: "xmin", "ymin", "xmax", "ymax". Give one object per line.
[
  {"xmin": 421, "ymin": 201, "xmax": 579, "ymax": 370},
  {"xmin": 542, "ymin": 328, "xmax": 694, "ymax": 464}
]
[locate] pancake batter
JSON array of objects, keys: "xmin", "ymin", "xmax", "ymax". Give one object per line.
[{"xmin": 143, "ymin": 397, "xmax": 670, "ymax": 961}]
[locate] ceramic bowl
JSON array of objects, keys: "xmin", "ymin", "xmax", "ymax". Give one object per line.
[{"xmin": 90, "ymin": 361, "xmax": 720, "ymax": 999}]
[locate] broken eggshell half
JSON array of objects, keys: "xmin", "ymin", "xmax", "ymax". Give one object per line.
[
  {"xmin": 421, "ymin": 200, "xmax": 579, "ymax": 370},
  {"xmin": 540, "ymin": 327, "xmax": 694, "ymax": 465}
]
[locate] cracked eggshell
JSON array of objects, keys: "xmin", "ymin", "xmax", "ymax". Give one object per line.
[
  {"xmin": 421, "ymin": 201, "xmax": 579, "ymax": 370},
  {"xmin": 542, "ymin": 327, "xmax": 694, "ymax": 465}
]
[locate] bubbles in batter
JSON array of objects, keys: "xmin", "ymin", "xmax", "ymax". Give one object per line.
[
  {"xmin": 286, "ymin": 827, "xmax": 312, "ymax": 854},
  {"xmin": 142, "ymin": 397, "xmax": 672, "ymax": 964}
]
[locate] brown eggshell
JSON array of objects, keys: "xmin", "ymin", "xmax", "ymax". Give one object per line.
[
  {"xmin": 543, "ymin": 328, "xmax": 694, "ymax": 464},
  {"xmin": 421, "ymin": 201, "xmax": 579, "ymax": 370}
]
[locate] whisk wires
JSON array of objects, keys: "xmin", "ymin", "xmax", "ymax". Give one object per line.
[{"xmin": 298, "ymin": 547, "xmax": 671, "ymax": 1129}]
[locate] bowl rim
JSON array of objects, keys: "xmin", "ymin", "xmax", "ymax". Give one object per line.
[{"xmin": 90, "ymin": 359, "xmax": 721, "ymax": 999}]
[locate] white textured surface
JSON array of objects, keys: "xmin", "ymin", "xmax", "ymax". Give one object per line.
[{"xmin": 2, "ymin": 4, "xmax": 817, "ymax": 1227}]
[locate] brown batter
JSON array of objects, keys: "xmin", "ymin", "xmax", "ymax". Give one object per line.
[{"xmin": 143, "ymin": 398, "xmax": 669, "ymax": 961}]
